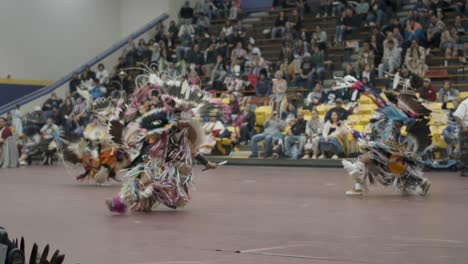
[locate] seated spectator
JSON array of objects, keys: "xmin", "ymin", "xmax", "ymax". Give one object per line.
[
  {"xmin": 19, "ymin": 131, "xmax": 41, "ymax": 166},
  {"xmin": 287, "ymin": 9, "xmax": 303, "ymax": 38},
  {"xmin": 90, "ymin": 79, "xmax": 107, "ymax": 99},
  {"xmin": 427, "ymin": 15, "xmax": 446, "ymax": 48},
  {"xmin": 293, "ymin": 40, "xmax": 307, "ymax": 58},
  {"xmin": 278, "ymin": 57, "xmax": 291, "ymax": 80},
  {"xmin": 405, "ymin": 40, "xmax": 427, "ymax": 77},
  {"xmin": 29, "ymin": 106, "xmax": 47, "ymax": 131},
  {"xmin": 188, "ymin": 67, "xmax": 201, "ymax": 88},
  {"xmin": 96, "ymin": 63, "xmax": 109, "ymax": 85},
  {"xmin": 239, "ymin": 104, "xmax": 256, "ymax": 145},
  {"xmin": 419, "ymin": 78, "xmax": 437, "ymax": 102},
  {"xmin": 177, "ymin": 22, "xmax": 194, "ymax": 60},
  {"xmin": 404, "ymin": 19, "xmax": 424, "ymax": 43},
  {"xmin": 303, "ymin": 109, "xmax": 324, "ymax": 159},
  {"xmin": 136, "ymin": 39, "xmax": 150, "ymax": 61},
  {"xmin": 312, "ymin": 25, "xmax": 328, "ymax": 50},
  {"xmin": 295, "ymin": 56, "xmax": 317, "ymax": 90},
  {"xmin": 335, "ymin": 8, "xmax": 360, "ymax": 46},
  {"xmin": 439, "ymin": 81, "xmax": 460, "ymax": 105},
  {"xmin": 383, "ymin": 30, "xmax": 400, "ymax": 50},
  {"xmin": 440, "ymin": 27, "xmax": 462, "ymax": 57},
  {"xmin": 284, "ymin": 112, "xmax": 307, "ymax": 159},
  {"xmin": 271, "ymin": 11, "xmax": 287, "ymax": 39},
  {"xmin": 344, "ymin": 63, "xmax": 357, "ymax": 79},
  {"xmin": 42, "ymin": 92, "xmax": 63, "ymax": 118},
  {"xmin": 443, "ymin": 114, "xmax": 460, "ymax": 159},
  {"xmin": 40, "ymin": 117, "xmax": 60, "ymax": 165},
  {"xmin": 318, "ymin": 111, "xmax": 349, "ymax": 159},
  {"xmin": 61, "ymin": 97, "xmax": 74, "ymax": 118},
  {"xmin": 228, "ymin": 0, "xmax": 241, "ymax": 20},
  {"xmin": 281, "ymin": 99, "xmax": 298, "ymax": 120},
  {"xmin": 279, "ymin": 42, "xmax": 294, "ymax": 62},
  {"xmin": 202, "ymin": 44, "xmax": 217, "ymax": 78},
  {"xmin": 391, "ymin": 66, "xmax": 423, "ymax": 92},
  {"xmin": 305, "ymin": 83, "xmax": 326, "ymax": 109},
  {"xmin": 221, "ymin": 20, "xmax": 234, "ymax": 40},
  {"xmin": 358, "ymin": 42, "xmax": 375, "ymax": 70},
  {"xmin": 455, "ymin": 1, "xmax": 467, "ymax": 16},
  {"xmin": 201, "ymin": 113, "xmax": 229, "ymax": 155},
  {"xmin": 255, "ymin": 72, "xmax": 271, "ymax": 96},
  {"xmin": 168, "ymin": 20, "xmax": 179, "ymax": 37},
  {"xmin": 69, "ymin": 72, "xmax": 81, "ymax": 95},
  {"xmin": 224, "ymin": 66, "xmax": 245, "ymax": 97},
  {"xmin": 249, "ymin": 51, "xmax": 267, "ymax": 76},
  {"xmin": 187, "ymin": 44, "xmax": 205, "ymax": 73},
  {"xmin": 209, "ymin": 55, "xmax": 227, "ymax": 86},
  {"xmin": 234, "ymin": 20, "xmax": 247, "ymax": 37},
  {"xmin": 272, "ymin": 71, "xmax": 287, "ymax": 96},
  {"xmin": 413, "ymin": 0, "xmax": 429, "ymax": 19},
  {"xmin": 369, "ymin": 34, "xmax": 383, "ymax": 67},
  {"xmin": 65, "ymin": 97, "xmax": 87, "ymax": 134},
  {"xmin": 360, "ymin": 64, "xmax": 376, "ymax": 87},
  {"xmin": 0, "ymin": 117, "xmax": 19, "ymax": 168},
  {"xmin": 124, "ymin": 38, "xmax": 138, "ymax": 66},
  {"xmin": 81, "ymin": 65, "xmax": 96, "ymax": 86},
  {"xmin": 378, "ymin": 40, "xmax": 401, "ymax": 78},
  {"xmin": 309, "ymin": 46, "xmax": 325, "ymax": 81},
  {"xmin": 454, "ymin": 15, "xmax": 467, "ymax": 36},
  {"xmin": 249, "ymin": 111, "xmax": 286, "ymax": 158},
  {"xmin": 195, "ymin": 13, "xmax": 210, "ymax": 36},
  {"xmin": 325, "ymin": 99, "xmax": 350, "ymax": 122},
  {"xmin": 230, "ymin": 41, "xmax": 247, "ymax": 68}
]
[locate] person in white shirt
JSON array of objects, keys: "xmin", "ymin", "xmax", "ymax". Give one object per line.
[
  {"xmin": 453, "ymin": 97, "xmax": 468, "ymax": 176},
  {"xmin": 378, "ymin": 40, "xmax": 401, "ymax": 78},
  {"xmin": 200, "ymin": 113, "xmax": 227, "ymax": 154},
  {"xmin": 40, "ymin": 118, "xmax": 60, "ymax": 165},
  {"xmin": 96, "ymin": 63, "xmax": 109, "ymax": 85}
]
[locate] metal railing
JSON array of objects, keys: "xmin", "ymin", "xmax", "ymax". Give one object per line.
[{"xmin": 0, "ymin": 13, "xmax": 170, "ymax": 115}]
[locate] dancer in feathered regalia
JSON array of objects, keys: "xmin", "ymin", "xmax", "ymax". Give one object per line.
[
  {"xmin": 334, "ymin": 76, "xmax": 432, "ymax": 196},
  {"xmin": 100, "ymin": 67, "xmax": 221, "ymax": 213},
  {"xmin": 61, "ymin": 95, "xmax": 130, "ymax": 184}
]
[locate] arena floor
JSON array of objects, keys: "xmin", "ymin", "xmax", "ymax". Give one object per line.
[{"xmin": 1, "ymin": 165, "xmax": 468, "ymax": 264}]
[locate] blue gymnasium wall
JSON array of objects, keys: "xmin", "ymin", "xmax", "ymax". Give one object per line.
[
  {"xmin": 0, "ymin": 82, "xmax": 48, "ymax": 107},
  {"xmin": 241, "ymin": 0, "xmax": 274, "ymax": 10}
]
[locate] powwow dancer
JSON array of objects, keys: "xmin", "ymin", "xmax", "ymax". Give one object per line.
[{"xmin": 334, "ymin": 76, "xmax": 432, "ymax": 196}]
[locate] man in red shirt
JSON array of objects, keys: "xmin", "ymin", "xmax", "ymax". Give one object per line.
[{"xmin": 418, "ymin": 78, "xmax": 437, "ymax": 102}]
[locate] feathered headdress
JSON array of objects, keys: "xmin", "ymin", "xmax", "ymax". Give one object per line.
[{"xmin": 139, "ymin": 108, "xmax": 175, "ymax": 135}]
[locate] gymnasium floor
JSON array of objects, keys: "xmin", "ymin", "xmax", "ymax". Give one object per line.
[{"xmin": 1, "ymin": 165, "xmax": 468, "ymax": 264}]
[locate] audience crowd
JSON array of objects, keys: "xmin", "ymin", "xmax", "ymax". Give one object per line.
[{"xmin": 2, "ymin": 0, "xmax": 467, "ymax": 168}]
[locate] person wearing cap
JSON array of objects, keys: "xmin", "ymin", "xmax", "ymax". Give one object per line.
[
  {"xmin": 419, "ymin": 78, "xmax": 437, "ymax": 102},
  {"xmin": 453, "ymin": 97, "xmax": 468, "ymax": 176},
  {"xmin": 249, "ymin": 111, "xmax": 286, "ymax": 158},
  {"xmin": 324, "ymin": 99, "xmax": 350, "ymax": 122}
]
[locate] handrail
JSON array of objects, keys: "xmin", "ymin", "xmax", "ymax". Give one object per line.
[{"xmin": 0, "ymin": 13, "xmax": 170, "ymax": 115}]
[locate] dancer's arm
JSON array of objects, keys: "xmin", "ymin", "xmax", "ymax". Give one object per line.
[{"xmin": 195, "ymin": 152, "xmax": 217, "ymax": 170}]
